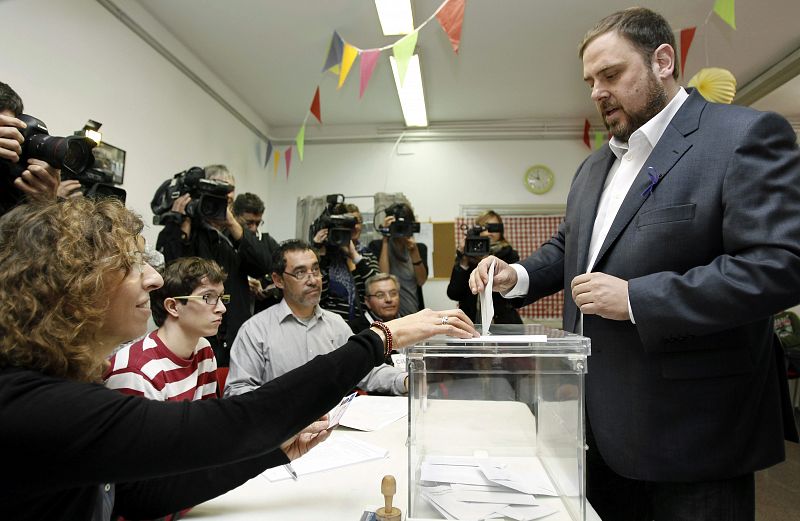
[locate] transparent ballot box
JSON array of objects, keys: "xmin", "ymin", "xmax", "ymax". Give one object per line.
[{"xmin": 407, "ymin": 324, "xmax": 590, "ymax": 521}]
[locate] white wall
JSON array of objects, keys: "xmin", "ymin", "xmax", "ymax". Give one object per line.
[
  {"xmin": 2, "ymin": 0, "xmax": 271, "ymax": 247},
  {"xmin": 264, "ymin": 139, "xmax": 588, "ymax": 309}
]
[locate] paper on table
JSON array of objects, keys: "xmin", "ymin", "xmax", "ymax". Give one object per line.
[
  {"xmin": 261, "ymin": 434, "xmax": 388, "ymax": 482},
  {"xmin": 494, "ymin": 504, "xmax": 559, "ymax": 521},
  {"xmin": 421, "ymin": 486, "xmax": 507, "ymax": 520},
  {"xmin": 326, "ymin": 391, "xmax": 357, "ymax": 430},
  {"xmin": 480, "ymin": 259, "xmax": 496, "ymax": 335},
  {"xmin": 337, "ymin": 395, "xmax": 407, "ymax": 432},
  {"xmin": 420, "ymin": 462, "xmax": 496, "ymax": 487},
  {"xmin": 477, "ymin": 460, "xmax": 558, "ymax": 496}
]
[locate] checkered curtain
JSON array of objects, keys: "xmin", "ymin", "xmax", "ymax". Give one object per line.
[{"xmin": 455, "ymin": 215, "xmax": 565, "ymax": 321}]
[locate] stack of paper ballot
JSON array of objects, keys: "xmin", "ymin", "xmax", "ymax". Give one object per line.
[{"xmin": 418, "ymin": 455, "xmax": 559, "ymax": 520}]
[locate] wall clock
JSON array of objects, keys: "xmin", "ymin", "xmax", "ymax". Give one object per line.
[{"xmin": 524, "ymin": 164, "xmax": 555, "ymax": 195}]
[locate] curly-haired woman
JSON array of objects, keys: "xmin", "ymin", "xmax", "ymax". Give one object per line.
[{"xmin": 0, "ymin": 198, "xmax": 477, "ymax": 520}]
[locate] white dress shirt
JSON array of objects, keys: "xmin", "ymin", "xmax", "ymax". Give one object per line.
[{"xmin": 505, "ymin": 88, "xmax": 689, "ymax": 328}]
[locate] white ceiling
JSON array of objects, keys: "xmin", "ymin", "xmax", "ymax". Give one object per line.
[{"xmin": 125, "ymin": 0, "xmax": 800, "ymax": 139}]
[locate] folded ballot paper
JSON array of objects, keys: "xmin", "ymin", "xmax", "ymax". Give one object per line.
[{"xmin": 418, "ymin": 456, "xmax": 558, "ymax": 520}]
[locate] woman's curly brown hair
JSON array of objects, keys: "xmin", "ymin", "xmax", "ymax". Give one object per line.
[{"xmin": 0, "ymin": 198, "xmax": 144, "ymax": 382}]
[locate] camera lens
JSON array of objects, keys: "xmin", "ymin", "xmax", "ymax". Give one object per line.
[{"xmin": 25, "ymin": 134, "xmax": 95, "ymax": 175}]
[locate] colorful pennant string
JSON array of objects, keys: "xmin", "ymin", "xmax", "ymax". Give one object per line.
[
  {"xmin": 436, "ymin": 0, "xmax": 465, "ymax": 54},
  {"xmin": 310, "ymin": 87, "xmax": 322, "ymax": 124},
  {"xmin": 359, "ymin": 49, "xmax": 381, "ymax": 98},
  {"xmin": 713, "ymin": 0, "xmax": 736, "ymax": 30},
  {"xmin": 261, "ymin": 0, "xmax": 465, "ymax": 177},
  {"xmin": 679, "ymin": 27, "xmax": 696, "ymax": 78},
  {"xmin": 264, "ymin": 139, "xmax": 273, "ymax": 168}
]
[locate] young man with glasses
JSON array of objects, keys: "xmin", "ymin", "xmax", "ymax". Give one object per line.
[
  {"xmin": 104, "ymin": 257, "xmax": 228, "ymax": 401},
  {"xmin": 225, "ymin": 240, "xmax": 407, "ymax": 397}
]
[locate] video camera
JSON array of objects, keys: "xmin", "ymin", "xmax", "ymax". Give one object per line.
[
  {"xmin": 150, "ymin": 166, "xmax": 234, "ymax": 225},
  {"xmin": 309, "ymin": 194, "xmax": 357, "ymax": 248},
  {"xmin": 462, "ymin": 222, "xmax": 503, "ymax": 257},
  {"xmin": 377, "ymin": 203, "xmax": 420, "ymax": 238}
]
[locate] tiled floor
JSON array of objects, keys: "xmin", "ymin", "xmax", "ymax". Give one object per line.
[{"xmin": 755, "ymin": 411, "xmax": 800, "ymax": 521}]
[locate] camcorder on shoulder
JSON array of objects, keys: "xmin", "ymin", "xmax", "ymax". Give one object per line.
[
  {"xmin": 462, "ymin": 222, "xmax": 503, "ymax": 257},
  {"xmin": 377, "ymin": 203, "xmax": 420, "ymax": 238},
  {"xmin": 309, "ymin": 194, "xmax": 357, "ymax": 248},
  {"xmin": 5, "ymin": 115, "xmax": 126, "ymax": 201},
  {"xmin": 150, "ymin": 166, "xmax": 234, "ymax": 225}
]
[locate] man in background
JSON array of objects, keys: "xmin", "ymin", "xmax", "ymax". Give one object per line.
[
  {"xmin": 156, "ymin": 165, "xmax": 270, "ymax": 366},
  {"xmin": 232, "ymin": 192, "xmax": 280, "ymax": 314},
  {"xmin": 0, "ymin": 81, "xmax": 60, "ymax": 215},
  {"xmin": 225, "ymin": 240, "xmax": 407, "ymax": 397}
]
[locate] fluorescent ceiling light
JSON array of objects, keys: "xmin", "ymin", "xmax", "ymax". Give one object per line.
[
  {"xmin": 390, "ymin": 54, "xmax": 428, "ymax": 127},
  {"xmin": 375, "ymin": 0, "xmax": 414, "ymax": 35}
]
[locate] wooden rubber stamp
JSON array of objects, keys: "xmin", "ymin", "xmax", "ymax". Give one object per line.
[{"xmin": 375, "ymin": 474, "xmax": 402, "ymax": 521}]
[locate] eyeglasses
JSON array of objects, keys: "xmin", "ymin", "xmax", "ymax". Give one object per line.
[
  {"xmin": 366, "ymin": 290, "xmax": 399, "ymax": 300},
  {"xmin": 173, "ymin": 294, "xmax": 231, "ymax": 306},
  {"xmin": 282, "ymin": 267, "xmax": 322, "ymax": 281}
]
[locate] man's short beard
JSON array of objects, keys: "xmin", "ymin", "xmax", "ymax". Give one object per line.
[{"xmin": 606, "ymin": 71, "xmax": 668, "ymax": 142}]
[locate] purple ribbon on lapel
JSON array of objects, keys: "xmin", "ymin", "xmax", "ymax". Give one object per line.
[{"xmin": 641, "ymin": 166, "xmax": 663, "ymax": 197}]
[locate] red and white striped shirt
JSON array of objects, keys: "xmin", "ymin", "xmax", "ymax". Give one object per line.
[{"xmin": 104, "ymin": 331, "xmax": 218, "ymax": 401}]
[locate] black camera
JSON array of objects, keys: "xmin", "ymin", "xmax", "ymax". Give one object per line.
[
  {"xmin": 378, "ymin": 203, "xmax": 420, "ymax": 238},
  {"xmin": 150, "ymin": 167, "xmax": 234, "ymax": 225},
  {"xmin": 309, "ymin": 194, "xmax": 357, "ymax": 248},
  {"xmin": 6, "ymin": 114, "xmax": 95, "ymax": 176},
  {"xmin": 463, "ymin": 223, "xmax": 503, "ymax": 257}
]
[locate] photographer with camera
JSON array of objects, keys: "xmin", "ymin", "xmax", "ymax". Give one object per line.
[
  {"xmin": 0, "ymin": 81, "xmax": 62, "ymax": 214},
  {"xmin": 368, "ymin": 202, "xmax": 428, "ymax": 316},
  {"xmin": 311, "ymin": 197, "xmax": 379, "ymax": 327},
  {"xmin": 154, "ymin": 165, "xmax": 270, "ymax": 367},
  {"xmin": 233, "ymin": 192, "xmax": 281, "ymax": 314},
  {"xmin": 447, "ymin": 210, "xmax": 522, "ymax": 325}
]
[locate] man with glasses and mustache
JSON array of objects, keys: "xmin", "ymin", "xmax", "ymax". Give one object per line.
[
  {"xmin": 104, "ymin": 257, "xmax": 227, "ymax": 401},
  {"xmin": 225, "ymin": 240, "xmax": 408, "ymax": 397}
]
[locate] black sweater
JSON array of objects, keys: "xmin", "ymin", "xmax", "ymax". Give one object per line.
[{"xmin": 0, "ymin": 331, "xmax": 385, "ymax": 520}]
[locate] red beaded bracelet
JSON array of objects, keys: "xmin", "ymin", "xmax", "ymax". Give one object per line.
[{"xmin": 371, "ymin": 321, "xmax": 393, "ymax": 359}]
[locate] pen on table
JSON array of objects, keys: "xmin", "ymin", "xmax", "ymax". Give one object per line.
[{"xmin": 284, "ymin": 463, "xmax": 298, "ymax": 481}]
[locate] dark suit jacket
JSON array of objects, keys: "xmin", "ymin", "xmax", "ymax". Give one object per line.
[{"xmin": 521, "ymin": 89, "xmax": 800, "ymax": 482}]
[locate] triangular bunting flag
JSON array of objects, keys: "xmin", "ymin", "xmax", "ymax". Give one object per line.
[
  {"xmin": 435, "ymin": 0, "xmax": 466, "ymax": 54},
  {"xmin": 713, "ymin": 0, "xmax": 736, "ymax": 29},
  {"xmin": 273, "ymin": 151, "xmax": 280, "ymax": 177},
  {"xmin": 583, "ymin": 119, "xmax": 591, "ymax": 149},
  {"xmin": 285, "ymin": 147, "xmax": 293, "ymax": 178},
  {"xmin": 679, "ymin": 27, "xmax": 696, "ymax": 77},
  {"xmin": 264, "ymin": 139, "xmax": 273, "ymax": 168},
  {"xmin": 393, "ymin": 31, "xmax": 418, "ymax": 85},
  {"xmin": 338, "ymin": 43, "xmax": 359, "ymax": 89},
  {"xmin": 359, "ymin": 49, "xmax": 381, "ymax": 99},
  {"xmin": 322, "ymin": 31, "xmax": 344, "ymax": 72},
  {"xmin": 310, "ymin": 87, "xmax": 322, "ymax": 123},
  {"xmin": 593, "ymin": 131, "xmax": 605, "ymax": 150},
  {"xmin": 296, "ymin": 126, "xmax": 306, "ymax": 162}
]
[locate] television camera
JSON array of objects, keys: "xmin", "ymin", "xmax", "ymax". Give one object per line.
[
  {"xmin": 376, "ymin": 203, "xmax": 420, "ymax": 238},
  {"xmin": 462, "ymin": 222, "xmax": 504, "ymax": 257},
  {"xmin": 150, "ymin": 166, "xmax": 234, "ymax": 225},
  {"xmin": 308, "ymin": 194, "xmax": 357, "ymax": 248}
]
